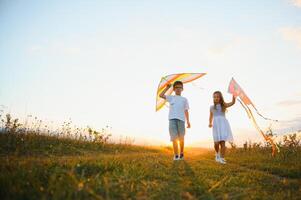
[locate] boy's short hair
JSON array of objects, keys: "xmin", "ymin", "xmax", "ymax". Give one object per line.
[{"xmin": 173, "ymin": 81, "xmax": 183, "ymax": 88}]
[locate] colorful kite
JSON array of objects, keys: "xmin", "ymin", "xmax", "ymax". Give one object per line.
[
  {"xmin": 156, "ymin": 73, "xmax": 206, "ymax": 111},
  {"xmin": 228, "ymin": 78, "xmax": 280, "ymax": 156}
]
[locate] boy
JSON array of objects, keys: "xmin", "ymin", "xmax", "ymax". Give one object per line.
[{"xmin": 159, "ymin": 81, "xmax": 191, "ymax": 161}]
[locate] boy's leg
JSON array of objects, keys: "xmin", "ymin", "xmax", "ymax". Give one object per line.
[
  {"xmin": 177, "ymin": 120, "xmax": 185, "ymax": 157},
  {"xmin": 179, "ymin": 139, "xmax": 184, "ymax": 155},
  {"xmin": 172, "ymin": 140, "xmax": 179, "ymax": 156},
  {"xmin": 169, "ymin": 119, "xmax": 179, "ymax": 157}
]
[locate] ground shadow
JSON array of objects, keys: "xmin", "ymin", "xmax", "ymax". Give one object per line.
[{"xmin": 153, "ymin": 159, "xmax": 214, "ymax": 200}]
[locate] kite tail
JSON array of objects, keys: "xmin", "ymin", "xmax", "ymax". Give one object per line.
[
  {"xmin": 251, "ymin": 104, "xmax": 279, "ymax": 122},
  {"xmin": 238, "ymin": 99, "xmax": 280, "ymax": 156}
]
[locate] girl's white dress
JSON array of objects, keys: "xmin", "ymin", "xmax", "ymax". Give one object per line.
[{"xmin": 210, "ymin": 104, "xmax": 233, "ymax": 142}]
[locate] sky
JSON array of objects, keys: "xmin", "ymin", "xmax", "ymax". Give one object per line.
[{"xmin": 1, "ymin": 0, "xmax": 301, "ymax": 147}]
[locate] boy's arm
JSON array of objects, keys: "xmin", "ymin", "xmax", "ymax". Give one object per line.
[
  {"xmin": 159, "ymin": 84, "xmax": 172, "ymax": 99},
  {"xmin": 185, "ymin": 110, "xmax": 191, "ymax": 128},
  {"xmin": 225, "ymin": 95, "xmax": 236, "ymax": 108},
  {"xmin": 209, "ymin": 111, "xmax": 213, "ymax": 128}
]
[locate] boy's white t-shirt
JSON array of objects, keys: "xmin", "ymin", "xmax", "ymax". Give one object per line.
[{"xmin": 166, "ymin": 95, "xmax": 189, "ymax": 122}]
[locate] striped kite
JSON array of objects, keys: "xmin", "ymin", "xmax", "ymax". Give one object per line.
[{"xmin": 156, "ymin": 73, "xmax": 206, "ymax": 111}]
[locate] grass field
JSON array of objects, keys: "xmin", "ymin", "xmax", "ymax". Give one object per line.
[{"xmin": 0, "ymin": 133, "xmax": 301, "ymax": 200}]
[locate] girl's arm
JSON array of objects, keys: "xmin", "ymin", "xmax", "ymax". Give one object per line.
[
  {"xmin": 225, "ymin": 95, "xmax": 236, "ymax": 108},
  {"xmin": 159, "ymin": 84, "xmax": 172, "ymax": 99},
  {"xmin": 185, "ymin": 110, "xmax": 191, "ymax": 128},
  {"xmin": 209, "ymin": 111, "xmax": 213, "ymax": 128}
]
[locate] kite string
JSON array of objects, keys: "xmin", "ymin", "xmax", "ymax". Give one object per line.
[{"xmin": 192, "ymin": 82, "xmax": 204, "ymax": 90}]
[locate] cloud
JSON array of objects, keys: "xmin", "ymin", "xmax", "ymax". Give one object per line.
[
  {"xmin": 274, "ymin": 116, "xmax": 301, "ymax": 134},
  {"xmin": 208, "ymin": 36, "xmax": 250, "ymax": 55},
  {"xmin": 277, "ymin": 99, "xmax": 301, "ymax": 107},
  {"xmin": 279, "ymin": 27, "xmax": 301, "ymax": 49},
  {"xmin": 281, "ymin": 116, "xmax": 301, "ymax": 126},
  {"xmin": 291, "ymin": 0, "xmax": 301, "ymax": 7},
  {"xmin": 28, "ymin": 45, "xmax": 42, "ymax": 53},
  {"xmin": 27, "ymin": 41, "xmax": 81, "ymax": 56}
]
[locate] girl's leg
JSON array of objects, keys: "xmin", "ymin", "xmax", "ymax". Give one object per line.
[
  {"xmin": 214, "ymin": 142, "xmax": 220, "ymax": 154},
  {"xmin": 172, "ymin": 140, "xmax": 179, "ymax": 156},
  {"xmin": 220, "ymin": 141, "xmax": 226, "ymax": 158}
]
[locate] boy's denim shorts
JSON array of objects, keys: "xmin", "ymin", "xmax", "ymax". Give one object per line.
[{"xmin": 169, "ymin": 119, "xmax": 185, "ymax": 141}]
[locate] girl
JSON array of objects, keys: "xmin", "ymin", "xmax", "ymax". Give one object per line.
[{"xmin": 209, "ymin": 91, "xmax": 236, "ymax": 164}]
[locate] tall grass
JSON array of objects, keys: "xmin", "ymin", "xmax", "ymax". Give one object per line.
[
  {"xmin": 0, "ymin": 112, "xmax": 158, "ymax": 157},
  {"xmin": 1, "ymin": 111, "xmax": 300, "ymax": 199}
]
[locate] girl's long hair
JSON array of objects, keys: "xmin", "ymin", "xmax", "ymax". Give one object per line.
[{"xmin": 213, "ymin": 91, "xmax": 227, "ymax": 113}]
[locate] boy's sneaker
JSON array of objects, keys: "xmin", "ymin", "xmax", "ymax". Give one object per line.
[
  {"xmin": 179, "ymin": 153, "xmax": 184, "ymax": 160},
  {"xmin": 173, "ymin": 155, "xmax": 179, "ymax": 161}
]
